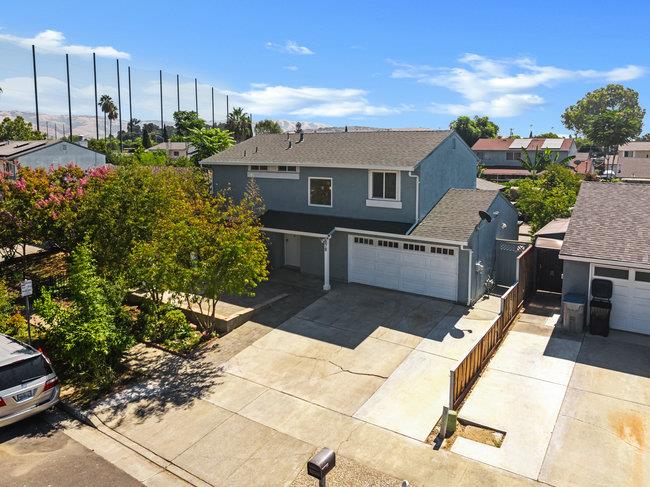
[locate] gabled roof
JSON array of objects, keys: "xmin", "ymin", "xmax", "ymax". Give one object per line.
[
  {"xmin": 620, "ymin": 158, "xmax": 650, "ymax": 179},
  {"xmin": 202, "ymin": 130, "xmax": 456, "ymax": 170},
  {"xmin": 476, "ymin": 178, "xmax": 504, "ymax": 191},
  {"xmin": 147, "ymin": 142, "xmax": 196, "ymax": 152},
  {"xmin": 619, "ymin": 141, "xmax": 650, "ymax": 152},
  {"xmin": 0, "ymin": 140, "xmax": 55, "ymax": 158},
  {"xmin": 560, "ymin": 183, "xmax": 650, "ymax": 267},
  {"xmin": 535, "ymin": 218, "xmax": 569, "ymax": 237},
  {"xmin": 410, "ymin": 188, "xmax": 501, "ymax": 242}
]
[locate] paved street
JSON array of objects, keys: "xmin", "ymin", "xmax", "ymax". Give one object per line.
[{"xmin": 0, "ymin": 412, "xmax": 142, "ymax": 487}]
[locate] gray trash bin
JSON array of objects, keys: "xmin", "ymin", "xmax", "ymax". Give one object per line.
[{"xmin": 562, "ymin": 293, "xmax": 586, "ymax": 333}]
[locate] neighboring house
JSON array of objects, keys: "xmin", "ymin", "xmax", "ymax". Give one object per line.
[
  {"xmin": 476, "ymin": 178, "xmax": 504, "ymax": 191},
  {"xmin": 147, "ymin": 142, "xmax": 196, "ymax": 159},
  {"xmin": 202, "ymin": 130, "xmax": 518, "ymax": 304},
  {"xmin": 560, "ymin": 183, "xmax": 650, "ymax": 335},
  {"xmin": 0, "ymin": 140, "xmax": 106, "ymax": 174},
  {"xmin": 617, "ymin": 154, "xmax": 650, "ymax": 182},
  {"xmin": 473, "ymin": 138, "xmax": 578, "ymax": 181},
  {"xmin": 619, "ymin": 141, "xmax": 650, "ymax": 159},
  {"xmin": 534, "ymin": 218, "xmax": 570, "ymax": 293}
]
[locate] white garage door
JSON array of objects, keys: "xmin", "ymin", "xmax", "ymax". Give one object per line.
[
  {"xmin": 591, "ymin": 266, "xmax": 650, "ymax": 335},
  {"xmin": 348, "ymin": 235, "xmax": 458, "ymax": 301}
]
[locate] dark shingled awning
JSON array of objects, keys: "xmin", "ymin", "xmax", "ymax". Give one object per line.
[
  {"xmin": 410, "ymin": 189, "xmax": 500, "ymax": 242},
  {"xmin": 260, "ymin": 210, "xmax": 412, "ymax": 236}
]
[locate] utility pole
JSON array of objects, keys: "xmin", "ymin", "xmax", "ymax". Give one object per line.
[
  {"xmin": 116, "ymin": 59, "xmax": 123, "ymax": 151},
  {"xmin": 211, "ymin": 87, "xmax": 215, "ymax": 128},
  {"xmin": 226, "ymin": 95, "xmax": 229, "ymax": 121},
  {"xmin": 194, "ymin": 78, "xmax": 198, "ymax": 115},
  {"xmin": 176, "ymin": 74, "xmax": 180, "ymax": 112},
  {"xmin": 93, "ymin": 52, "xmax": 99, "ymax": 139},
  {"xmin": 32, "ymin": 45, "xmax": 40, "ymax": 132},
  {"xmin": 159, "ymin": 70, "xmax": 164, "ymax": 137},
  {"xmin": 65, "ymin": 54, "xmax": 72, "ymax": 140},
  {"xmin": 128, "ymin": 66, "xmax": 133, "ymax": 137}
]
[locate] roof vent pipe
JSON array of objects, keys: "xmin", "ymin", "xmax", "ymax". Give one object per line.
[
  {"xmin": 298, "ymin": 132, "xmax": 304, "ymax": 143},
  {"xmin": 344, "ymin": 126, "xmax": 348, "ymax": 132},
  {"xmin": 287, "ymin": 140, "xmax": 292, "ymax": 150},
  {"xmin": 243, "ymin": 149, "xmax": 247, "ymax": 157}
]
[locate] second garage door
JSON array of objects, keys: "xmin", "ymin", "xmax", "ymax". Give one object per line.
[
  {"xmin": 348, "ymin": 235, "xmax": 459, "ymax": 301},
  {"xmin": 592, "ymin": 265, "xmax": 650, "ymax": 335}
]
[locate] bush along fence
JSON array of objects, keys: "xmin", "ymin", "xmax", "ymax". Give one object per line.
[{"xmin": 449, "ymin": 244, "xmax": 534, "ymax": 410}]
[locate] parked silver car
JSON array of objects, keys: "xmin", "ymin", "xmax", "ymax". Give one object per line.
[{"xmin": 0, "ymin": 333, "xmax": 60, "ymax": 427}]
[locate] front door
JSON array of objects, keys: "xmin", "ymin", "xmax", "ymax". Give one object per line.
[{"xmin": 284, "ymin": 234, "xmax": 300, "ymax": 268}]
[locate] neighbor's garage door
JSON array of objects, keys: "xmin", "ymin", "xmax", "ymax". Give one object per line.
[
  {"xmin": 592, "ymin": 266, "xmax": 650, "ymax": 335},
  {"xmin": 348, "ymin": 235, "xmax": 458, "ymax": 301}
]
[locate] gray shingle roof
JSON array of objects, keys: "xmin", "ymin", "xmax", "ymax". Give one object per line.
[
  {"xmin": 410, "ymin": 189, "xmax": 500, "ymax": 242},
  {"xmin": 202, "ymin": 130, "xmax": 455, "ymax": 170},
  {"xmin": 0, "ymin": 140, "xmax": 54, "ymax": 158},
  {"xmin": 560, "ymin": 182, "xmax": 650, "ymax": 266},
  {"xmin": 261, "ymin": 210, "xmax": 412, "ymax": 235}
]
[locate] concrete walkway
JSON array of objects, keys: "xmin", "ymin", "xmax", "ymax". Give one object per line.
[
  {"xmin": 452, "ymin": 292, "xmax": 650, "ymax": 487},
  {"xmin": 85, "ymin": 283, "xmax": 536, "ymax": 486}
]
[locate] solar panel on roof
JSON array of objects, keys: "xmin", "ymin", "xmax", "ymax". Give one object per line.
[
  {"xmin": 509, "ymin": 138, "xmax": 532, "ymax": 149},
  {"xmin": 541, "ymin": 139, "xmax": 563, "ymax": 149}
]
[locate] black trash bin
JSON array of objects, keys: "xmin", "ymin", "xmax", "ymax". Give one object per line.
[{"xmin": 590, "ymin": 278, "xmax": 613, "ymax": 337}]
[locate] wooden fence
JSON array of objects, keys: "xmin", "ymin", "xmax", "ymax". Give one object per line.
[{"xmin": 449, "ymin": 245, "xmax": 534, "ymax": 410}]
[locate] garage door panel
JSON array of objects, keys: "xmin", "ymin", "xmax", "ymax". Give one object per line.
[
  {"xmin": 595, "ymin": 268, "xmax": 650, "ymax": 335},
  {"xmin": 348, "ymin": 235, "xmax": 458, "ymax": 301}
]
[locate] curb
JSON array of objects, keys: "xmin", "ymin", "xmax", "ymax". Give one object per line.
[{"xmin": 56, "ymin": 400, "xmax": 96, "ymax": 428}]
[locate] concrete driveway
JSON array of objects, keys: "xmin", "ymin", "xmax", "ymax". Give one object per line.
[
  {"xmin": 451, "ymin": 292, "xmax": 650, "ymax": 487},
  {"xmin": 88, "ymin": 283, "xmax": 536, "ymax": 486}
]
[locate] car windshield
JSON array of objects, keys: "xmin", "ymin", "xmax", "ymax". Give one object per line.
[{"xmin": 0, "ymin": 355, "xmax": 53, "ymax": 391}]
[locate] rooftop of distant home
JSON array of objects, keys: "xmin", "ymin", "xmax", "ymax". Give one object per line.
[{"xmin": 472, "ymin": 138, "xmax": 575, "ymax": 152}]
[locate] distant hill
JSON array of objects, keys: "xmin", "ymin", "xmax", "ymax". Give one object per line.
[{"xmin": 1, "ymin": 111, "xmax": 431, "ymax": 139}]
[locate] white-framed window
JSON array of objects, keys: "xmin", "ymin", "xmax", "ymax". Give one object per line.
[
  {"xmin": 173, "ymin": 151, "xmax": 179, "ymax": 156},
  {"xmin": 308, "ymin": 177, "xmax": 332, "ymax": 207},
  {"xmin": 369, "ymin": 171, "xmax": 399, "ymax": 200},
  {"xmin": 431, "ymin": 246, "xmax": 455, "ymax": 256},
  {"xmin": 248, "ymin": 165, "xmax": 299, "ymax": 179},
  {"xmin": 354, "ymin": 237, "xmax": 374, "ymax": 245},
  {"xmin": 403, "ymin": 243, "xmax": 425, "ymax": 252},
  {"xmin": 624, "ymin": 151, "xmax": 634, "ymax": 157},
  {"xmin": 377, "ymin": 239, "xmax": 399, "ymax": 248}
]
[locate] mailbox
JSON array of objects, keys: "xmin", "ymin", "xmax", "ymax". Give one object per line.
[{"xmin": 307, "ymin": 448, "xmax": 335, "ymax": 481}]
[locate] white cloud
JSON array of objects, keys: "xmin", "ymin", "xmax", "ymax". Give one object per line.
[
  {"xmin": 265, "ymin": 40, "xmax": 314, "ymax": 55},
  {"xmin": 0, "ymin": 29, "xmax": 130, "ymax": 58},
  {"xmin": 390, "ymin": 53, "xmax": 646, "ymax": 117},
  {"xmin": 228, "ymin": 84, "xmax": 403, "ymax": 118},
  {"xmin": 283, "ymin": 65, "xmax": 299, "ymax": 71}
]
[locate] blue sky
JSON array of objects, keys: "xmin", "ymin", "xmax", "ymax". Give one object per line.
[{"xmin": 1, "ymin": 0, "xmax": 649, "ymax": 135}]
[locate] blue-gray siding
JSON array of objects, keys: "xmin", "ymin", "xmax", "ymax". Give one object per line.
[
  {"xmin": 467, "ymin": 194, "xmax": 518, "ymax": 303},
  {"xmin": 214, "ymin": 166, "xmax": 417, "ymax": 223},
  {"xmin": 416, "ymin": 134, "xmax": 477, "ymax": 219},
  {"xmin": 18, "ymin": 142, "xmax": 106, "ymax": 170}
]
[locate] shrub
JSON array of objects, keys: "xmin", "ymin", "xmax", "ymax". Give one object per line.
[
  {"xmin": 35, "ymin": 243, "xmax": 133, "ymax": 386},
  {"xmin": 0, "ymin": 313, "xmax": 30, "ymax": 342}
]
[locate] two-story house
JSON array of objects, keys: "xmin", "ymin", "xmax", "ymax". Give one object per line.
[
  {"xmin": 146, "ymin": 141, "xmax": 197, "ymax": 159},
  {"xmin": 472, "ymin": 137, "xmax": 578, "ymax": 181},
  {"xmin": 202, "ymin": 130, "xmax": 517, "ymax": 305}
]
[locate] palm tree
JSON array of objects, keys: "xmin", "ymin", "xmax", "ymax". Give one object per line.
[
  {"xmin": 518, "ymin": 148, "xmax": 575, "ymax": 178},
  {"xmin": 226, "ymin": 107, "xmax": 252, "ymax": 142},
  {"xmin": 107, "ymin": 102, "xmax": 118, "ymax": 138},
  {"xmin": 98, "ymin": 94, "xmax": 114, "ymax": 140}
]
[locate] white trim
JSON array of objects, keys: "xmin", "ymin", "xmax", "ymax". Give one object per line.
[
  {"xmin": 334, "ymin": 227, "xmax": 466, "ymax": 246},
  {"xmin": 201, "ymin": 160, "xmax": 416, "ymax": 171},
  {"xmin": 464, "ymin": 246, "xmax": 473, "ymax": 306},
  {"xmin": 367, "ymin": 170, "xmax": 401, "ymax": 201},
  {"xmin": 323, "ymin": 236, "xmax": 331, "ymax": 291},
  {"xmin": 308, "ymin": 177, "xmax": 333, "ymax": 208},
  {"xmin": 247, "ymin": 171, "xmax": 300, "ymax": 180},
  {"xmin": 262, "ymin": 227, "xmax": 327, "ymax": 238},
  {"xmin": 561, "ymin": 254, "xmax": 650, "ymax": 271},
  {"xmin": 365, "ymin": 199, "xmax": 402, "ymax": 209}
]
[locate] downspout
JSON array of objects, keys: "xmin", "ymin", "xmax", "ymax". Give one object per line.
[
  {"xmin": 462, "ymin": 245, "xmax": 473, "ymax": 306},
  {"xmin": 406, "ymin": 171, "xmax": 420, "ymax": 234}
]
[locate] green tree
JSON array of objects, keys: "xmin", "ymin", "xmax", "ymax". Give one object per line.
[
  {"xmin": 0, "ymin": 116, "xmax": 45, "ymax": 141},
  {"xmin": 225, "ymin": 107, "xmax": 253, "ymax": 142},
  {"xmin": 142, "ymin": 127, "xmax": 153, "ymax": 148},
  {"xmin": 107, "ymin": 102, "xmax": 118, "ymax": 138},
  {"xmin": 449, "ymin": 115, "xmax": 499, "ymax": 147},
  {"xmin": 188, "ymin": 127, "xmax": 235, "ymax": 162},
  {"xmin": 518, "ymin": 148, "xmax": 576, "ymax": 178},
  {"xmin": 173, "ymin": 111, "xmax": 206, "ymax": 139},
  {"xmin": 638, "ymin": 133, "xmax": 650, "ymax": 142},
  {"xmin": 515, "ymin": 164, "xmax": 582, "ymax": 233},
  {"xmin": 98, "ymin": 94, "xmax": 114, "ymax": 140},
  {"xmin": 562, "ymin": 84, "xmax": 645, "ymax": 171},
  {"xmin": 36, "ymin": 242, "xmax": 132, "ymax": 385},
  {"xmin": 254, "ymin": 119, "xmax": 283, "ymax": 134},
  {"xmin": 534, "ymin": 132, "xmax": 560, "ymax": 138}
]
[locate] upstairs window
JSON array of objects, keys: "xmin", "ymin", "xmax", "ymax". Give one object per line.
[
  {"xmin": 309, "ymin": 177, "xmax": 332, "ymax": 207},
  {"xmin": 369, "ymin": 171, "xmax": 399, "ymax": 200}
]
